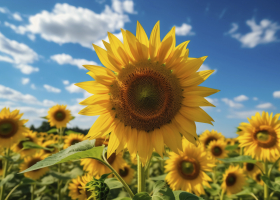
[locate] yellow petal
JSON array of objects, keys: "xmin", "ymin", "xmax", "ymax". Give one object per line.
[
  {"xmin": 136, "ymin": 21, "xmax": 149, "ymax": 60},
  {"xmin": 108, "ymin": 32, "xmax": 129, "ymax": 66},
  {"xmin": 75, "ymin": 81, "xmax": 110, "ymax": 94},
  {"xmin": 78, "ymin": 102, "xmax": 112, "ymax": 116},
  {"xmin": 162, "ymin": 124, "xmax": 179, "ymax": 154},
  {"xmin": 121, "ymin": 29, "xmax": 135, "ymax": 62},
  {"xmin": 151, "ymin": 128, "xmax": 164, "ymax": 158},
  {"xmin": 157, "ymin": 27, "xmax": 175, "ymax": 64},
  {"xmin": 179, "ymin": 106, "xmax": 214, "ymax": 125},
  {"xmin": 182, "ymin": 95, "xmax": 215, "ymax": 107},
  {"xmin": 167, "ymin": 123, "xmax": 183, "ymax": 152},
  {"xmin": 83, "ymin": 65, "xmax": 115, "ymax": 78},
  {"xmin": 173, "ymin": 113, "xmax": 197, "ymax": 137},
  {"xmin": 182, "ymin": 86, "xmax": 220, "ymax": 97},
  {"xmin": 107, "ymin": 121, "xmax": 122, "ymax": 158},
  {"xmin": 87, "ymin": 71, "xmax": 114, "ymax": 86},
  {"xmin": 180, "ymin": 70, "xmax": 215, "ymax": 87},
  {"xmin": 149, "ymin": 21, "xmax": 160, "ymax": 61},
  {"xmin": 127, "ymin": 127, "xmax": 138, "ymax": 155},
  {"xmin": 125, "ymin": 30, "xmax": 140, "ymax": 61},
  {"xmin": 166, "ymin": 40, "xmax": 190, "ymax": 68},
  {"xmin": 137, "ymin": 130, "xmax": 148, "ymax": 166},
  {"xmin": 79, "ymin": 94, "xmax": 110, "ymax": 105},
  {"xmin": 115, "ymin": 123, "xmax": 126, "ymax": 155}
]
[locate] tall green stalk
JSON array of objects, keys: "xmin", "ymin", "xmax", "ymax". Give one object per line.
[
  {"xmin": 0, "ymin": 148, "xmax": 10, "ymax": 200},
  {"xmin": 57, "ymin": 127, "xmax": 64, "ymax": 200},
  {"xmin": 137, "ymin": 154, "xmax": 146, "ymax": 193},
  {"xmin": 264, "ymin": 161, "xmax": 269, "ymax": 200}
]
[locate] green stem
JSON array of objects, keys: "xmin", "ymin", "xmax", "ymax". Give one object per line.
[
  {"xmin": 102, "ymin": 153, "xmax": 134, "ymax": 198},
  {"xmin": 240, "ymin": 147, "xmax": 244, "ymax": 168},
  {"xmin": 213, "ymin": 166, "xmax": 217, "ymax": 184},
  {"xmin": 264, "ymin": 161, "xmax": 269, "ymax": 200},
  {"xmin": 137, "ymin": 154, "xmax": 146, "ymax": 193},
  {"xmin": 57, "ymin": 127, "xmax": 64, "ymax": 200},
  {"xmin": 268, "ymin": 157, "xmax": 280, "ymax": 178},
  {"xmin": 31, "ymin": 184, "xmax": 35, "ymax": 200},
  {"xmin": 269, "ymin": 191, "xmax": 275, "ymax": 199},
  {"xmin": 220, "ymin": 189, "xmax": 225, "ymax": 200},
  {"xmin": 4, "ymin": 183, "xmax": 21, "ymax": 200},
  {"xmin": 0, "ymin": 148, "xmax": 11, "ymax": 200}
]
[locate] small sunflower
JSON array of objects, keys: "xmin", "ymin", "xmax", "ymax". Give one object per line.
[
  {"xmin": 243, "ymin": 162, "xmax": 263, "ymax": 177},
  {"xmin": 40, "ymin": 140, "xmax": 58, "ymax": 155},
  {"xmin": 199, "ymin": 130, "xmax": 225, "ymax": 150},
  {"xmin": 165, "ymin": 138, "xmax": 215, "ymax": 196},
  {"xmin": 12, "ymin": 129, "xmax": 40, "ymax": 156},
  {"xmin": 75, "ymin": 21, "xmax": 219, "ymax": 165},
  {"xmin": 0, "ymin": 107, "xmax": 29, "ymax": 148},
  {"xmin": 64, "ymin": 133, "xmax": 85, "ymax": 149},
  {"xmin": 221, "ymin": 165, "xmax": 246, "ymax": 196},
  {"xmin": 238, "ymin": 111, "xmax": 280, "ymax": 162},
  {"xmin": 0, "ymin": 158, "xmax": 3, "ymax": 176},
  {"xmin": 117, "ymin": 163, "xmax": 135, "ymax": 185},
  {"xmin": 20, "ymin": 152, "xmax": 49, "ymax": 180},
  {"xmin": 207, "ymin": 140, "xmax": 228, "ymax": 162},
  {"xmin": 46, "ymin": 104, "xmax": 72, "ymax": 129},
  {"xmin": 253, "ymin": 171, "xmax": 264, "ymax": 186}
]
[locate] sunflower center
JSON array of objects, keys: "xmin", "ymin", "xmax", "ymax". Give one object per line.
[
  {"xmin": 105, "ymin": 152, "xmax": 116, "ymax": 165},
  {"xmin": 212, "ymin": 146, "xmax": 222, "ymax": 156},
  {"xmin": 254, "ymin": 129, "xmax": 277, "ymax": 148},
  {"xmin": 0, "ymin": 120, "xmax": 18, "ymax": 138},
  {"xmin": 226, "ymin": 173, "xmax": 236, "ymax": 186},
  {"xmin": 0, "ymin": 160, "xmax": 3, "ymax": 170},
  {"xmin": 109, "ymin": 61, "xmax": 183, "ymax": 132},
  {"xmin": 70, "ymin": 139, "xmax": 81, "ymax": 145},
  {"xmin": 119, "ymin": 167, "xmax": 129, "ymax": 177},
  {"xmin": 205, "ymin": 137, "xmax": 217, "ymax": 147},
  {"xmin": 44, "ymin": 145, "xmax": 54, "ymax": 154},
  {"xmin": 246, "ymin": 163, "xmax": 255, "ymax": 171},
  {"xmin": 256, "ymin": 131, "xmax": 270, "ymax": 142},
  {"xmin": 18, "ymin": 137, "xmax": 33, "ymax": 150},
  {"xmin": 28, "ymin": 158, "xmax": 41, "ymax": 172},
  {"xmin": 178, "ymin": 158, "xmax": 200, "ymax": 180},
  {"xmin": 54, "ymin": 111, "xmax": 66, "ymax": 121},
  {"xmin": 256, "ymin": 173, "xmax": 261, "ymax": 182}
]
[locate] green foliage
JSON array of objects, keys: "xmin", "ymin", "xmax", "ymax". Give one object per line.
[
  {"xmin": 218, "ymin": 155, "xmax": 256, "ymax": 163},
  {"xmin": 225, "ymin": 144, "xmax": 239, "ymax": 151},
  {"xmin": 173, "ymin": 191, "xmax": 203, "ymax": 200},
  {"xmin": 151, "ymin": 181, "xmax": 175, "ymax": 200},
  {"xmin": 261, "ymin": 175, "xmax": 280, "ymax": 192},
  {"xmin": 133, "ymin": 192, "xmax": 152, "ymax": 200}
]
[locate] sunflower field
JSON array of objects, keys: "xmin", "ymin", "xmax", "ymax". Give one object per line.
[{"xmin": 1, "ymin": 21, "xmax": 280, "ymax": 200}]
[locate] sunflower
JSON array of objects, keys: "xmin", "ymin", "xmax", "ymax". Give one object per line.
[
  {"xmin": 0, "ymin": 107, "xmax": 29, "ymax": 148},
  {"xmin": 117, "ymin": 163, "xmax": 135, "ymax": 185},
  {"xmin": 225, "ymin": 138, "xmax": 232, "ymax": 145},
  {"xmin": 243, "ymin": 162, "xmax": 263, "ymax": 177},
  {"xmin": 0, "ymin": 158, "xmax": 3, "ymax": 176},
  {"xmin": 20, "ymin": 152, "xmax": 49, "ymax": 180},
  {"xmin": 46, "ymin": 105, "xmax": 72, "ymax": 129},
  {"xmin": 253, "ymin": 171, "xmax": 264, "ymax": 186},
  {"xmin": 199, "ymin": 130, "xmax": 225, "ymax": 150},
  {"xmin": 207, "ymin": 140, "xmax": 228, "ymax": 162},
  {"xmin": 40, "ymin": 140, "xmax": 58, "ymax": 155},
  {"xmin": 81, "ymin": 151, "xmax": 125, "ymax": 178},
  {"xmin": 221, "ymin": 165, "xmax": 246, "ymax": 196},
  {"xmin": 12, "ymin": 129, "xmax": 40, "ymax": 156},
  {"xmin": 64, "ymin": 133, "xmax": 85, "ymax": 149},
  {"xmin": 75, "ymin": 21, "xmax": 219, "ymax": 164},
  {"xmin": 165, "ymin": 138, "xmax": 215, "ymax": 196},
  {"xmin": 238, "ymin": 112, "xmax": 280, "ymax": 162}
]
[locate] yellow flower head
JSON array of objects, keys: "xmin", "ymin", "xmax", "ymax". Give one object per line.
[
  {"xmin": 75, "ymin": 21, "xmax": 219, "ymax": 165},
  {"xmin": 243, "ymin": 162, "xmax": 263, "ymax": 177},
  {"xmin": 238, "ymin": 111, "xmax": 280, "ymax": 162},
  {"xmin": 207, "ymin": 140, "xmax": 228, "ymax": 162},
  {"xmin": 46, "ymin": 105, "xmax": 72, "ymax": 129},
  {"xmin": 221, "ymin": 165, "xmax": 246, "ymax": 196},
  {"xmin": 40, "ymin": 140, "xmax": 58, "ymax": 156},
  {"xmin": 64, "ymin": 133, "xmax": 85, "ymax": 149},
  {"xmin": 0, "ymin": 107, "xmax": 29, "ymax": 148},
  {"xmin": 199, "ymin": 130, "xmax": 225, "ymax": 150},
  {"xmin": 20, "ymin": 152, "xmax": 49, "ymax": 180},
  {"xmin": 165, "ymin": 138, "xmax": 215, "ymax": 196},
  {"xmin": 118, "ymin": 163, "xmax": 135, "ymax": 185},
  {"xmin": 253, "ymin": 171, "xmax": 264, "ymax": 186},
  {"xmin": 0, "ymin": 158, "xmax": 3, "ymax": 176}
]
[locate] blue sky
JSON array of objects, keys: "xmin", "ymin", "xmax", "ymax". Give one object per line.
[{"xmin": 0, "ymin": 0, "xmax": 280, "ymax": 138}]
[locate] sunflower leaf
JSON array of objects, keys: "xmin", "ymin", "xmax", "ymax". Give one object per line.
[
  {"xmin": 225, "ymin": 144, "xmax": 239, "ymax": 151},
  {"xmin": 261, "ymin": 175, "xmax": 280, "ymax": 192},
  {"xmin": 47, "ymin": 128, "xmax": 58, "ymax": 133},
  {"xmin": 65, "ymin": 130, "xmax": 82, "ymax": 135},
  {"xmin": 132, "ymin": 192, "xmax": 152, "ymax": 200},
  {"xmin": 48, "ymin": 167, "xmax": 83, "ymax": 180},
  {"xmin": 218, "ymin": 155, "xmax": 256, "ymax": 164},
  {"xmin": 149, "ymin": 174, "xmax": 167, "ymax": 181},
  {"xmin": 173, "ymin": 191, "xmax": 203, "ymax": 200},
  {"xmin": 206, "ymin": 183, "xmax": 220, "ymax": 196},
  {"xmin": 19, "ymin": 139, "xmax": 103, "ymax": 174},
  {"xmin": 0, "ymin": 174, "xmax": 15, "ymax": 187},
  {"xmin": 152, "ymin": 181, "xmax": 175, "ymax": 200},
  {"xmin": 22, "ymin": 141, "xmax": 53, "ymax": 151},
  {"xmin": 104, "ymin": 178, "xmax": 124, "ymax": 190}
]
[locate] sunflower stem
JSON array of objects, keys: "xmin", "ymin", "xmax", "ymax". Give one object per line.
[
  {"xmin": 220, "ymin": 189, "xmax": 225, "ymax": 200},
  {"xmin": 213, "ymin": 166, "xmax": 217, "ymax": 184},
  {"xmin": 239, "ymin": 147, "xmax": 244, "ymax": 168},
  {"xmin": 4, "ymin": 183, "xmax": 21, "ymax": 200},
  {"xmin": 57, "ymin": 127, "xmax": 64, "ymax": 200},
  {"xmin": 0, "ymin": 148, "xmax": 10, "ymax": 200},
  {"xmin": 31, "ymin": 184, "xmax": 35, "ymax": 200},
  {"xmin": 264, "ymin": 161, "xmax": 269, "ymax": 200},
  {"xmin": 268, "ymin": 156, "xmax": 280, "ymax": 178},
  {"xmin": 137, "ymin": 154, "xmax": 146, "ymax": 193}
]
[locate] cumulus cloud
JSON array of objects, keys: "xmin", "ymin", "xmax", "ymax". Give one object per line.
[
  {"xmin": 65, "ymin": 83, "xmax": 84, "ymax": 93},
  {"xmin": 253, "ymin": 97, "xmax": 258, "ymax": 101},
  {"xmin": 197, "ymin": 64, "xmax": 217, "ymax": 74},
  {"xmin": 234, "ymin": 95, "xmax": 249, "ymax": 102},
  {"xmin": 112, "ymin": 0, "xmax": 137, "ymax": 14},
  {"xmin": 256, "ymin": 102, "xmax": 275, "ymax": 109},
  {"xmin": 31, "ymin": 84, "xmax": 36, "ymax": 90},
  {"xmin": 221, "ymin": 98, "xmax": 243, "ymax": 108},
  {"xmin": 63, "ymin": 80, "xmax": 70, "ymax": 85},
  {"xmin": 0, "ymin": 32, "xmax": 39, "ymax": 74},
  {"xmin": 5, "ymin": 2, "xmax": 134, "ymax": 49},
  {"xmin": 226, "ymin": 19, "xmax": 280, "ymax": 48},
  {"xmin": 12, "ymin": 13, "xmax": 22, "ymax": 21},
  {"xmin": 0, "ymin": 7, "xmax": 22, "ymax": 21},
  {"xmin": 21, "ymin": 78, "xmax": 30, "ymax": 85},
  {"xmin": 50, "ymin": 54, "xmax": 98, "ymax": 70},
  {"xmin": 93, "ymin": 31, "xmax": 123, "ymax": 49},
  {"xmin": 44, "ymin": 84, "xmax": 61, "ymax": 93},
  {"xmin": 227, "ymin": 110, "xmax": 262, "ymax": 119},
  {"xmin": 175, "ymin": 23, "xmax": 195, "ymax": 36},
  {"xmin": 273, "ymin": 91, "xmax": 280, "ymax": 98}
]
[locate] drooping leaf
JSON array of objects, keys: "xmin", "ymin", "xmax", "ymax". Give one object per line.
[
  {"xmin": 22, "ymin": 141, "xmax": 53, "ymax": 151},
  {"xmin": 133, "ymin": 192, "xmax": 152, "ymax": 200},
  {"xmin": 218, "ymin": 155, "xmax": 256, "ymax": 164},
  {"xmin": 0, "ymin": 174, "xmax": 15, "ymax": 186},
  {"xmin": 152, "ymin": 181, "xmax": 175, "ymax": 200},
  {"xmin": 150, "ymin": 174, "xmax": 167, "ymax": 181},
  {"xmin": 105, "ymin": 178, "xmax": 124, "ymax": 190}
]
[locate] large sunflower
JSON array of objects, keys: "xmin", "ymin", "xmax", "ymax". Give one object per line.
[
  {"xmin": 0, "ymin": 107, "xmax": 29, "ymax": 148},
  {"xmin": 46, "ymin": 105, "xmax": 72, "ymax": 129},
  {"xmin": 75, "ymin": 21, "xmax": 219, "ymax": 164},
  {"xmin": 238, "ymin": 112, "xmax": 280, "ymax": 162},
  {"xmin": 207, "ymin": 140, "xmax": 228, "ymax": 162},
  {"xmin": 221, "ymin": 165, "xmax": 246, "ymax": 196},
  {"xmin": 165, "ymin": 138, "xmax": 215, "ymax": 196},
  {"xmin": 199, "ymin": 130, "xmax": 225, "ymax": 150},
  {"xmin": 64, "ymin": 133, "xmax": 85, "ymax": 149},
  {"xmin": 20, "ymin": 152, "xmax": 49, "ymax": 180},
  {"xmin": 12, "ymin": 129, "xmax": 40, "ymax": 156},
  {"xmin": 243, "ymin": 162, "xmax": 263, "ymax": 177}
]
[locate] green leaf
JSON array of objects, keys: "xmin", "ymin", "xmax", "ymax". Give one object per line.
[
  {"xmin": 218, "ymin": 155, "xmax": 256, "ymax": 164},
  {"xmin": 206, "ymin": 183, "xmax": 221, "ymax": 196},
  {"xmin": 261, "ymin": 175, "xmax": 280, "ymax": 192},
  {"xmin": 22, "ymin": 141, "xmax": 53, "ymax": 151},
  {"xmin": 105, "ymin": 178, "xmax": 124, "ymax": 190},
  {"xmin": 173, "ymin": 191, "xmax": 203, "ymax": 200},
  {"xmin": 41, "ymin": 116, "xmax": 48, "ymax": 119},
  {"xmin": 225, "ymin": 144, "xmax": 239, "ymax": 151},
  {"xmin": 47, "ymin": 128, "xmax": 57, "ymax": 133},
  {"xmin": 100, "ymin": 172, "xmax": 113, "ymax": 181},
  {"xmin": 65, "ymin": 130, "xmax": 82, "ymax": 135},
  {"xmin": 19, "ymin": 139, "xmax": 103, "ymax": 174},
  {"xmin": 133, "ymin": 192, "xmax": 152, "ymax": 200},
  {"xmin": 48, "ymin": 167, "xmax": 83, "ymax": 180},
  {"xmin": 150, "ymin": 174, "xmax": 167, "ymax": 181},
  {"xmin": 70, "ymin": 116, "xmax": 75, "ymax": 120},
  {"xmin": 21, "ymin": 176, "xmax": 56, "ymax": 186},
  {"xmin": 0, "ymin": 174, "xmax": 14, "ymax": 187},
  {"xmin": 152, "ymin": 181, "xmax": 175, "ymax": 200}
]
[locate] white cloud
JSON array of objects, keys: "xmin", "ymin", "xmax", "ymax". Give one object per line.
[
  {"xmin": 273, "ymin": 91, "xmax": 280, "ymax": 98},
  {"xmin": 175, "ymin": 23, "xmax": 195, "ymax": 36},
  {"xmin": 0, "ymin": 32, "xmax": 39, "ymax": 74},
  {"xmin": 197, "ymin": 64, "xmax": 217, "ymax": 74},
  {"xmin": 50, "ymin": 54, "xmax": 97, "ymax": 70},
  {"xmin": 226, "ymin": 19, "xmax": 280, "ymax": 48},
  {"xmin": 31, "ymin": 84, "xmax": 36, "ymax": 90},
  {"xmin": 12, "ymin": 13, "xmax": 22, "ymax": 21},
  {"xmin": 44, "ymin": 84, "xmax": 61, "ymax": 93},
  {"xmin": 227, "ymin": 110, "xmax": 262, "ymax": 119},
  {"xmin": 219, "ymin": 8, "xmax": 227, "ymax": 19},
  {"xmin": 221, "ymin": 98, "xmax": 243, "ymax": 108},
  {"xmin": 63, "ymin": 80, "xmax": 70, "ymax": 85},
  {"xmin": 0, "ymin": 7, "xmax": 7, "ymax": 13},
  {"xmin": 5, "ymin": 3, "xmax": 132, "ymax": 49},
  {"xmin": 205, "ymin": 97, "xmax": 219, "ymax": 105},
  {"xmin": 21, "ymin": 78, "xmax": 30, "ymax": 85},
  {"xmin": 256, "ymin": 102, "xmax": 275, "ymax": 109},
  {"xmin": 253, "ymin": 97, "xmax": 258, "ymax": 101},
  {"xmin": 234, "ymin": 95, "xmax": 248, "ymax": 102},
  {"xmin": 65, "ymin": 83, "xmax": 84, "ymax": 93},
  {"xmin": 112, "ymin": 0, "xmax": 137, "ymax": 14}
]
